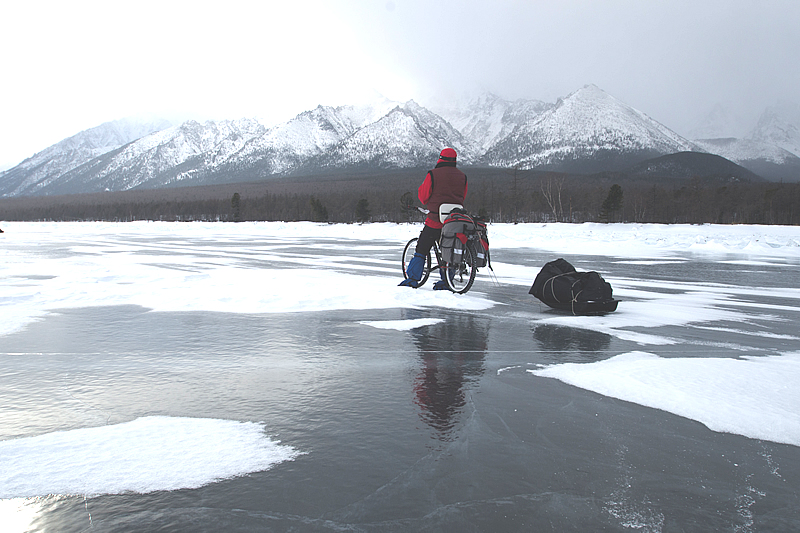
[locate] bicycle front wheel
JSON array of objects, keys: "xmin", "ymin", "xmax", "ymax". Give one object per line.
[
  {"xmin": 402, "ymin": 237, "xmax": 432, "ymax": 287},
  {"xmin": 444, "ymin": 245, "xmax": 477, "ymax": 294}
]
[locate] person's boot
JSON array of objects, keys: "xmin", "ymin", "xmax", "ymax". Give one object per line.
[
  {"xmin": 399, "ymin": 253, "xmax": 425, "ymax": 288},
  {"xmin": 433, "ymin": 266, "xmax": 449, "ymax": 290}
]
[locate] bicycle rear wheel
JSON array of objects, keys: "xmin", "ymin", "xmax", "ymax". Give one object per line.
[
  {"xmin": 402, "ymin": 237, "xmax": 432, "ymax": 287},
  {"xmin": 444, "ymin": 245, "xmax": 477, "ymax": 294}
]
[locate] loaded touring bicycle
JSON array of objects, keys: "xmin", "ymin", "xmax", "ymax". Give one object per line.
[{"xmin": 402, "ymin": 204, "xmax": 490, "ymax": 294}]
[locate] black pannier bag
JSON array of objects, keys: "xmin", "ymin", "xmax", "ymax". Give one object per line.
[
  {"xmin": 440, "ymin": 211, "xmax": 473, "ymax": 264},
  {"xmin": 529, "ymin": 258, "xmax": 619, "ymax": 315},
  {"xmin": 470, "ymin": 217, "xmax": 490, "ymax": 268}
]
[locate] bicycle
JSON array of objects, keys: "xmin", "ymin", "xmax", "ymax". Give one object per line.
[{"xmin": 401, "ymin": 206, "xmax": 483, "ymax": 294}]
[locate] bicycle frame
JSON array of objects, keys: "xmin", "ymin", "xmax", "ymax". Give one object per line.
[
  {"xmin": 402, "ymin": 230, "xmax": 478, "ymax": 294},
  {"xmin": 401, "ymin": 204, "xmax": 480, "ymax": 294}
]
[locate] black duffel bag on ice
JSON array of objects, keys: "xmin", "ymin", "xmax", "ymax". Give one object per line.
[{"xmin": 529, "ymin": 258, "xmax": 619, "ymax": 315}]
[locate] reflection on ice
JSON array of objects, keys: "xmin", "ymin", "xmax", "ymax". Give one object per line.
[
  {"xmin": 0, "ymin": 416, "xmax": 300, "ymax": 499},
  {"xmin": 409, "ymin": 315, "xmax": 490, "ymax": 441},
  {"xmin": 531, "ymin": 351, "xmax": 800, "ymax": 447},
  {"xmin": 532, "ymin": 324, "xmax": 612, "ymax": 359}
]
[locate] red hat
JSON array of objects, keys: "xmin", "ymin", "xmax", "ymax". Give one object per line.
[{"xmin": 437, "ymin": 147, "xmax": 457, "ymax": 164}]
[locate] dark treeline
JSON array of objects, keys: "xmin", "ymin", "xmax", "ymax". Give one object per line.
[{"xmin": 2, "ymin": 167, "xmax": 799, "ymax": 225}]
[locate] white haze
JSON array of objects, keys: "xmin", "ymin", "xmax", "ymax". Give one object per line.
[{"xmin": 1, "ymin": 0, "xmax": 799, "ymax": 169}]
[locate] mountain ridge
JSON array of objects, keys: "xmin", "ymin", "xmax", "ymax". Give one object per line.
[
  {"xmin": 3, "ymin": 85, "xmax": 798, "ymax": 197},
  {"xmin": 480, "ymin": 85, "xmax": 701, "ymax": 172}
]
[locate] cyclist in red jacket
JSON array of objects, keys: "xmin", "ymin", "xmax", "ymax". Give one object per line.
[{"xmin": 400, "ymin": 147, "xmax": 468, "ymax": 289}]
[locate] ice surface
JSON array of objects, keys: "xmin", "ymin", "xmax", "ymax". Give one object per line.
[
  {"xmin": 486, "ymin": 222, "xmax": 800, "ymax": 259},
  {"xmin": 0, "ymin": 221, "xmax": 495, "ymax": 337},
  {"xmin": 2, "ymin": 219, "xmax": 800, "ymax": 464},
  {"xmin": 3, "ymin": 220, "xmax": 800, "ymax": 347},
  {"xmin": 530, "ymin": 352, "xmax": 800, "ymax": 447},
  {"xmin": 3, "ymin": 221, "xmax": 798, "ymax": 340},
  {"xmin": 0, "ymin": 416, "xmax": 300, "ymax": 498}
]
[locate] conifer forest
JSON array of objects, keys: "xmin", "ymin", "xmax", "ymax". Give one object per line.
[{"xmin": 1, "ymin": 168, "xmax": 799, "ymax": 226}]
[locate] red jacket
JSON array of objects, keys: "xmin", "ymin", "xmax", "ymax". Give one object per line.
[{"xmin": 418, "ymin": 164, "xmax": 468, "ymax": 229}]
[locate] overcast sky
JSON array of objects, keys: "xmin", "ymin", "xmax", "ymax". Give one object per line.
[{"xmin": 1, "ymin": 0, "xmax": 798, "ymax": 169}]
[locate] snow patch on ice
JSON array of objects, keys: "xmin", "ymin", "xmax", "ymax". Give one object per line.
[
  {"xmin": 360, "ymin": 318, "xmax": 445, "ymax": 330},
  {"xmin": 530, "ymin": 287, "xmax": 746, "ymax": 345},
  {"xmin": 613, "ymin": 260, "xmax": 686, "ymax": 265},
  {"xmin": 530, "ymin": 351, "xmax": 800, "ymax": 447},
  {"xmin": 0, "ymin": 416, "xmax": 301, "ymax": 498},
  {"xmin": 530, "ymin": 274, "xmax": 800, "ymax": 346}
]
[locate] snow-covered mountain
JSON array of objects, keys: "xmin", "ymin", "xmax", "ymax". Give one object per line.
[
  {"xmin": 748, "ymin": 102, "xmax": 800, "ymax": 157},
  {"xmin": 40, "ymin": 119, "xmax": 268, "ymax": 195},
  {"xmin": 687, "ymin": 104, "xmax": 750, "ymax": 139},
  {"xmin": 0, "ymin": 117, "xmax": 173, "ymax": 196},
  {"xmin": 690, "ymin": 103, "xmax": 800, "ymax": 181},
  {"xmin": 692, "ymin": 138, "xmax": 798, "ymax": 165},
  {"xmin": 1, "ymin": 102, "xmax": 404, "ymax": 195},
  {"xmin": 692, "ymin": 138, "xmax": 800, "ymax": 182},
  {"xmin": 481, "ymin": 85, "xmax": 700, "ymax": 172},
  {"xmin": 3, "ymin": 85, "xmax": 798, "ymax": 197},
  {"xmin": 300, "ymin": 101, "xmax": 475, "ymax": 171},
  {"xmin": 431, "ymin": 93, "xmax": 553, "ymax": 154},
  {"xmin": 214, "ymin": 101, "xmax": 400, "ymax": 180}
]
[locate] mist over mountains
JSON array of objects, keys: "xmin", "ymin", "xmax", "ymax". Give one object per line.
[{"xmin": 2, "ymin": 84, "xmax": 799, "ymax": 198}]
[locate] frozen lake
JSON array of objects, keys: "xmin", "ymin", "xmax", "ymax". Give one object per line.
[{"xmin": 1, "ymin": 221, "xmax": 800, "ymax": 532}]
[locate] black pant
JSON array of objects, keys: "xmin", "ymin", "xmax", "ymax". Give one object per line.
[{"xmin": 415, "ymin": 225, "xmax": 441, "ymax": 257}]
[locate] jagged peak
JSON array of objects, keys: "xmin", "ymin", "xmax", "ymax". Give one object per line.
[
  {"xmin": 378, "ymin": 100, "xmax": 431, "ymax": 121},
  {"xmin": 400, "ymin": 99, "xmax": 426, "ymax": 114},
  {"xmin": 556, "ymin": 84, "xmax": 623, "ymax": 109}
]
